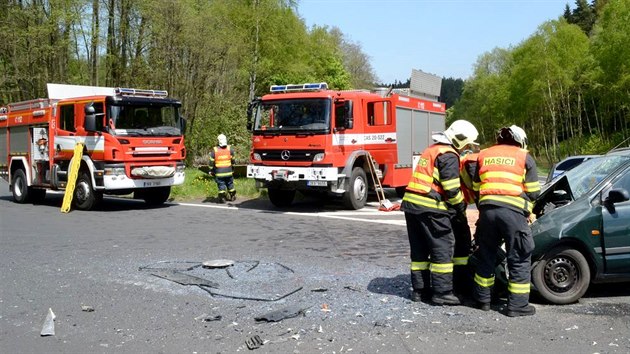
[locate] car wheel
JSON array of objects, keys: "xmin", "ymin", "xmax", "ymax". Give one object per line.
[
  {"xmin": 532, "ymin": 246, "xmax": 590, "ymax": 304},
  {"xmin": 268, "ymin": 187, "xmax": 295, "ymax": 207},
  {"xmin": 343, "ymin": 167, "xmax": 368, "ymax": 210},
  {"xmin": 12, "ymin": 169, "xmax": 30, "ymax": 203}
]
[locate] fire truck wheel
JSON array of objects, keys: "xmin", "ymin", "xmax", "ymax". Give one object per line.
[
  {"xmin": 343, "ymin": 167, "xmax": 368, "ymax": 210},
  {"xmin": 74, "ymin": 171, "xmax": 97, "ymax": 211},
  {"xmin": 268, "ymin": 188, "xmax": 295, "ymax": 208},
  {"xmin": 11, "ymin": 169, "xmax": 30, "ymax": 203},
  {"xmin": 30, "ymin": 188, "xmax": 47, "ymax": 203},
  {"xmin": 143, "ymin": 186, "xmax": 171, "ymax": 206}
]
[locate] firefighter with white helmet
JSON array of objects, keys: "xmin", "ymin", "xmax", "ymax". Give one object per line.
[
  {"xmin": 401, "ymin": 119, "xmax": 479, "ymax": 305},
  {"xmin": 209, "ymin": 134, "xmax": 236, "ymax": 203},
  {"xmin": 471, "ymin": 125, "xmax": 540, "ymax": 316}
]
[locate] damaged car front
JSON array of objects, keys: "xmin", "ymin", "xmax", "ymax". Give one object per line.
[{"xmin": 528, "ymin": 150, "xmax": 630, "ymax": 304}]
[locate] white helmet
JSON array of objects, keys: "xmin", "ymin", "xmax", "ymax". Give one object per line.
[
  {"xmin": 498, "ymin": 125, "xmax": 528, "ymax": 149},
  {"xmin": 217, "ymin": 134, "xmax": 228, "ymax": 147},
  {"xmin": 443, "ymin": 120, "xmax": 479, "ymax": 150}
]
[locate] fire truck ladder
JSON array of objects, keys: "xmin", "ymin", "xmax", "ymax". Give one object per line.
[
  {"xmin": 60, "ymin": 142, "xmax": 84, "ymax": 213},
  {"xmin": 365, "ymin": 153, "xmax": 396, "ymax": 211}
]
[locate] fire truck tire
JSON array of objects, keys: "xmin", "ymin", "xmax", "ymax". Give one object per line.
[
  {"xmin": 11, "ymin": 169, "xmax": 30, "ymax": 203},
  {"xmin": 74, "ymin": 170, "xmax": 97, "ymax": 211},
  {"xmin": 143, "ymin": 186, "xmax": 171, "ymax": 206},
  {"xmin": 268, "ymin": 188, "xmax": 295, "ymax": 208},
  {"xmin": 343, "ymin": 167, "xmax": 368, "ymax": 210}
]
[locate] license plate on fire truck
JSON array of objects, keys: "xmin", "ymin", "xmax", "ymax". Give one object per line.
[
  {"xmin": 307, "ymin": 180, "xmax": 327, "ymax": 187},
  {"xmin": 143, "ymin": 181, "xmax": 161, "ymax": 187},
  {"xmin": 273, "ymin": 170, "xmax": 289, "ymax": 180}
]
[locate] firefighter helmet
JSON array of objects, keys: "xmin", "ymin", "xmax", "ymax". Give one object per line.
[
  {"xmin": 497, "ymin": 125, "xmax": 528, "ymax": 149},
  {"xmin": 218, "ymin": 134, "xmax": 228, "ymax": 147},
  {"xmin": 443, "ymin": 120, "xmax": 479, "ymax": 150}
]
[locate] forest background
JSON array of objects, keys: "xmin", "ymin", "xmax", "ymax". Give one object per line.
[{"xmin": 1, "ymin": 0, "xmax": 628, "ymax": 167}]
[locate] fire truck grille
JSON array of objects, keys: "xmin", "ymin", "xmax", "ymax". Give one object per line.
[{"xmin": 257, "ymin": 149, "xmax": 324, "ymax": 162}]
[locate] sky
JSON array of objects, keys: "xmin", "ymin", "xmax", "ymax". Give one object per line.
[{"xmin": 297, "ymin": 0, "xmax": 571, "ymax": 83}]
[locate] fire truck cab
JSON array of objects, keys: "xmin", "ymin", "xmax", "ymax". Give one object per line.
[
  {"xmin": 0, "ymin": 84, "xmax": 186, "ymax": 210},
  {"xmin": 246, "ymin": 81, "xmax": 445, "ymax": 209}
]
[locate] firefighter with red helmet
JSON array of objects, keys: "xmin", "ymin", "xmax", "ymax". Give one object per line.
[
  {"xmin": 402, "ymin": 120, "xmax": 479, "ymax": 305},
  {"xmin": 472, "ymin": 125, "xmax": 541, "ymax": 316},
  {"xmin": 210, "ymin": 134, "xmax": 236, "ymax": 203}
]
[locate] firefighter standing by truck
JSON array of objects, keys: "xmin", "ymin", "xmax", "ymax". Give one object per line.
[
  {"xmin": 401, "ymin": 120, "xmax": 479, "ymax": 305},
  {"xmin": 471, "ymin": 125, "xmax": 541, "ymax": 316},
  {"xmin": 209, "ymin": 134, "xmax": 236, "ymax": 203}
]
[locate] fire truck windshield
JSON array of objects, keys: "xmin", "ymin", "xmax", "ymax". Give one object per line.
[
  {"xmin": 253, "ymin": 98, "xmax": 331, "ymax": 134},
  {"xmin": 108, "ymin": 103, "xmax": 182, "ymax": 137}
]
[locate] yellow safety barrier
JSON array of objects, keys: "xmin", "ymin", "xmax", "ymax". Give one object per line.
[{"xmin": 60, "ymin": 142, "xmax": 84, "ymax": 213}]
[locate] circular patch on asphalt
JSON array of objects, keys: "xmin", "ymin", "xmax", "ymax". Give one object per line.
[{"xmin": 202, "ymin": 259, "xmax": 235, "ymax": 268}]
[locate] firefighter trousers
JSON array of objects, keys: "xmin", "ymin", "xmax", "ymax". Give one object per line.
[
  {"xmin": 405, "ymin": 211, "xmax": 455, "ymax": 295},
  {"xmin": 451, "ymin": 214, "xmax": 473, "ymax": 296},
  {"xmin": 472, "ymin": 206, "xmax": 534, "ymax": 309}
]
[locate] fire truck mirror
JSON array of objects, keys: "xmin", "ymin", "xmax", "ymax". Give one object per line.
[
  {"xmin": 84, "ymin": 104, "xmax": 97, "ymax": 132},
  {"xmin": 179, "ymin": 115, "xmax": 187, "ymax": 134},
  {"xmin": 343, "ymin": 100, "xmax": 353, "ymax": 129}
]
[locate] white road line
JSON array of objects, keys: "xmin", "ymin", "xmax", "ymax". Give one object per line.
[{"xmin": 174, "ymin": 202, "xmax": 406, "ymax": 226}]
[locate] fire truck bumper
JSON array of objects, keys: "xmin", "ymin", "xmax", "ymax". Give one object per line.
[
  {"xmin": 102, "ymin": 171, "xmax": 185, "ymax": 190},
  {"xmin": 247, "ymin": 165, "xmax": 340, "ymax": 185}
]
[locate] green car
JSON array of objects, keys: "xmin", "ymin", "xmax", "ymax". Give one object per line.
[{"xmin": 528, "ymin": 148, "xmax": 630, "ymax": 304}]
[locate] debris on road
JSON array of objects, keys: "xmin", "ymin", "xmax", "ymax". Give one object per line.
[
  {"xmin": 202, "ymin": 259, "xmax": 234, "ymax": 269},
  {"xmin": 40, "ymin": 308, "xmax": 56, "ymax": 336},
  {"xmin": 254, "ymin": 304, "xmax": 311, "ymax": 322},
  {"xmin": 245, "ymin": 335, "xmax": 263, "ymax": 350},
  {"xmin": 81, "ymin": 305, "xmax": 95, "ymax": 312},
  {"xmin": 194, "ymin": 313, "xmax": 222, "ymax": 322}
]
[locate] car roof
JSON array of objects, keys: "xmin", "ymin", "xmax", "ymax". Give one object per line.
[{"xmin": 607, "ymin": 147, "xmax": 630, "ymax": 156}]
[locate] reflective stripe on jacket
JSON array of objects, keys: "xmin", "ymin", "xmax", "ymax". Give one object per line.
[
  {"xmin": 211, "ymin": 145, "xmax": 234, "ymax": 177},
  {"xmin": 403, "ymin": 144, "xmax": 463, "ymax": 211},
  {"xmin": 475, "ymin": 145, "xmax": 532, "ymax": 213}
]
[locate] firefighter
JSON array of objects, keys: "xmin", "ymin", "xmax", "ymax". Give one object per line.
[
  {"xmin": 402, "ymin": 120, "xmax": 479, "ymax": 305},
  {"xmin": 209, "ymin": 134, "xmax": 236, "ymax": 203},
  {"xmin": 472, "ymin": 125, "xmax": 541, "ymax": 316},
  {"xmin": 452, "ymin": 145, "xmax": 479, "ymax": 296}
]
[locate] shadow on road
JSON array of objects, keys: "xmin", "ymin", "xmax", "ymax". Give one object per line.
[{"xmin": 366, "ymin": 274, "xmax": 411, "ymax": 300}]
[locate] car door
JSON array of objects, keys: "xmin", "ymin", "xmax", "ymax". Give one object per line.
[{"xmin": 601, "ymin": 165, "xmax": 630, "ymax": 273}]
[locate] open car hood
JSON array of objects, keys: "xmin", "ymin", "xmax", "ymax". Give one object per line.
[{"xmin": 532, "ymin": 175, "xmax": 574, "ymax": 218}]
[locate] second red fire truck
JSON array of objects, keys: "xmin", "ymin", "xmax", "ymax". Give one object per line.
[{"xmin": 246, "ymin": 82, "xmax": 446, "ymax": 209}]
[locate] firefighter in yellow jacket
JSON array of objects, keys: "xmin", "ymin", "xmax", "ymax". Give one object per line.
[
  {"xmin": 472, "ymin": 125, "xmax": 541, "ymax": 316},
  {"xmin": 401, "ymin": 120, "xmax": 479, "ymax": 305},
  {"xmin": 209, "ymin": 134, "xmax": 236, "ymax": 203}
]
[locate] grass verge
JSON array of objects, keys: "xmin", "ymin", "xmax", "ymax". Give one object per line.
[{"xmin": 170, "ymin": 167, "xmax": 263, "ymax": 201}]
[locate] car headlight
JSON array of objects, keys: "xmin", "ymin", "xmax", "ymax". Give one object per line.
[{"xmin": 313, "ymin": 153, "xmax": 325, "ymax": 162}]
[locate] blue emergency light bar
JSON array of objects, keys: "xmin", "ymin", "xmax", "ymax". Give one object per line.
[
  {"xmin": 115, "ymin": 87, "xmax": 168, "ymax": 98},
  {"xmin": 270, "ymin": 82, "xmax": 328, "ymax": 93}
]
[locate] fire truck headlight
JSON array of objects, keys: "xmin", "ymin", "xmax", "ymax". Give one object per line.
[
  {"xmin": 176, "ymin": 164, "xmax": 185, "ymax": 173},
  {"xmin": 104, "ymin": 167, "xmax": 125, "ymax": 176},
  {"xmin": 313, "ymin": 153, "xmax": 325, "ymax": 162},
  {"xmin": 252, "ymin": 153, "xmax": 262, "ymax": 161}
]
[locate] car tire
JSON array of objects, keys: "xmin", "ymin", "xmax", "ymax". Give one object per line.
[
  {"xmin": 268, "ymin": 187, "xmax": 295, "ymax": 208},
  {"xmin": 532, "ymin": 246, "xmax": 590, "ymax": 304},
  {"xmin": 343, "ymin": 167, "xmax": 368, "ymax": 210}
]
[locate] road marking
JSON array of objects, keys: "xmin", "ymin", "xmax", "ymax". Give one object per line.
[{"xmin": 175, "ymin": 202, "xmax": 406, "ymax": 227}]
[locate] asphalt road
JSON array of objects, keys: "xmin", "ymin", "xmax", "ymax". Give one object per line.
[{"xmin": 1, "ymin": 180, "xmax": 629, "ymax": 353}]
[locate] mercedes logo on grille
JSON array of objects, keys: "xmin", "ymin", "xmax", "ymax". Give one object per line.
[{"xmin": 281, "ymin": 150, "xmax": 291, "ymax": 161}]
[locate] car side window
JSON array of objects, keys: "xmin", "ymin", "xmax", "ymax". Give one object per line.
[{"xmin": 557, "ymin": 158, "xmax": 583, "ymax": 171}]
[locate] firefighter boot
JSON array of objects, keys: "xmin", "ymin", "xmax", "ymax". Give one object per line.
[
  {"xmin": 218, "ymin": 191, "xmax": 226, "ymax": 203},
  {"xmin": 229, "ymin": 190, "xmax": 237, "ymax": 201},
  {"xmin": 432, "ymin": 292, "xmax": 461, "ymax": 306},
  {"xmin": 507, "ymin": 305, "xmax": 536, "ymax": 317},
  {"xmin": 410, "ymin": 270, "xmax": 432, "ymax": 303}
]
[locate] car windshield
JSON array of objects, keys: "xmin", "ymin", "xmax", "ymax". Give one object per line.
[
  {"xmin": 565, "ymin": 155, "xmax": 630, "ymax": 198},
  {"xmin": 253, "ymin": 98, "xmax": 331, "ymax": 134},
  {"xmin": 108, "ymin": 103, "xmax": 182, "ymax": 136}
]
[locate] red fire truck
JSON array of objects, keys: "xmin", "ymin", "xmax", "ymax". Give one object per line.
[
  {"xmin": 246, "ymin": 82, "xmax": 446, "ymax": 209},
  {"xmin": 0, "ymin": 84, "xmax": 186, "ymax": 210}
]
